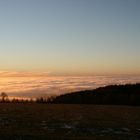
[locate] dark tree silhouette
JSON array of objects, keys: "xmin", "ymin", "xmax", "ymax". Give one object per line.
[
  {"xmin": 36, "ymin": 97, "xmax": 46, "ymax": 103},
  {"xmin": 1, "ymin": 92, "xmax": 9, "ymax": 102}
]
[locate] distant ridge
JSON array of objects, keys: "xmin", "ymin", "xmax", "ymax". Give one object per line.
[{"xmin": 48, "ymin": 84, "xmax": 140, "ymax": 105}]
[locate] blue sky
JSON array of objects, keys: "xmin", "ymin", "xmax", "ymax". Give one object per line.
[{"xmin": 0, "ymin": 0, "xmax": 140, "ymax": 75}]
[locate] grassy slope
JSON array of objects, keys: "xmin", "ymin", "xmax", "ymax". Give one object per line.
[{"xmin": 0, "ymin": 103, "xmax": 140, "ymax": 139}]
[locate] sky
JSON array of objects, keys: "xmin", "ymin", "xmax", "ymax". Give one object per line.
[{"xmin": 0, "ymin": 0, "xmax": 140, "ymax": 76}]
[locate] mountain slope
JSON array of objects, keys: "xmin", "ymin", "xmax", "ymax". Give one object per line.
[{"xmin": 49, "ymin": 84, "xmax": 140, "ymax": 105}]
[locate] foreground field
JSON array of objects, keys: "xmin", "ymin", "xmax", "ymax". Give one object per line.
[{"xmin": 0, "ymin": 104, "xmax": 140, "ymax": 140}]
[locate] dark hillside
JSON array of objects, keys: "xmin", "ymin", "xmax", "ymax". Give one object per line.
[{"xmin": 49, "ymin": 84, "xmax": 140, "ymax": 105}]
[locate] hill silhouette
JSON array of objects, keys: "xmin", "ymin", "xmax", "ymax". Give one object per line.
[{"xmin": 48, "ymin": 84, "xmax": 140, "ymax": 105}]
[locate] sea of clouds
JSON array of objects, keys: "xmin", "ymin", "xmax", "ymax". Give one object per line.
[{"xmin": 0, "ymin": 75, "xmax": 140, "ymax": 99}]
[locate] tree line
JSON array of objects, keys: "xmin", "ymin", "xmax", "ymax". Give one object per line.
[{"xmin": 0, "ymin": 92, "xmax": 55, "ymax": 103}]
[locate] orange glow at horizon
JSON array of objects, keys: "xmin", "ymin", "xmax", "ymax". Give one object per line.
[{"xmin": 0, "ymin": 72, "xmax": 140, "ymax": 99}]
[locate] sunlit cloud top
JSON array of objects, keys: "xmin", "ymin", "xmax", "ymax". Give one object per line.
[
  {"xmin": 0, "ymin": 75, "xmax": 140, "ymax": 99},
  {"xmin": 0, "ymin": 71, "xmax": 49, "ymax": 77}
]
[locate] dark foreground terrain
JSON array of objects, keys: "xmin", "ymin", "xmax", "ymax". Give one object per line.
[{"xmin": 0, "ymin": 104, "xmax": 140, "ymax": 140}]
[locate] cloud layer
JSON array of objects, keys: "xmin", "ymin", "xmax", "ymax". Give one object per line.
[{"xmin": 0, "ymin": 75, "xmax": 140, "ymax": 98}]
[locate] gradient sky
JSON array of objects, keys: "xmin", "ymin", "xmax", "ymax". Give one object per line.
[{"xmin": 0, "ymin": 0, "xmax": 140, "ymax": 75}]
